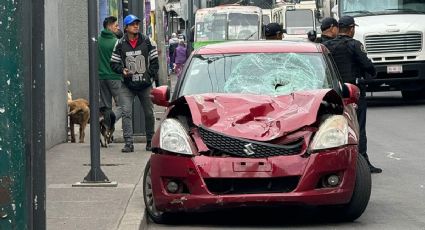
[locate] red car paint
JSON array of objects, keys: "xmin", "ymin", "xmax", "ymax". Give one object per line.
[
  {"xmin": 148, "ymin": 41, "xmax": 361, "ymax": 214},
  {"xmin": 195, "ymin": 41, "xmax": 321, "ymax": 55},
  {"xmin": 150, "ymin": 146, "xmax": 357, "ymax": 212},
  {"xmin": 183, "ymin": 90, "xmax": 341, "ymax": 141}
]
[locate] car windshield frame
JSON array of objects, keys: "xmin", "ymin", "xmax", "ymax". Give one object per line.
[{"xmin": 175, "ymin": 52, "xmax": 341, "ymax": 99}]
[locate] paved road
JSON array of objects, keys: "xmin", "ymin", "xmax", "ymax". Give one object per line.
[{"xmin": 147, "ymin": 92, "xmax": 425, "ymax": 230}]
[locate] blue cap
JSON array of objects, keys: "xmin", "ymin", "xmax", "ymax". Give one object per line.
[
  {"xmin": 338, "ymin": 16, "xmax": 358, "ymax": 28},
  {"xmin": 124, "ymin": 14, "xmax": 141, "ymax": 26}
]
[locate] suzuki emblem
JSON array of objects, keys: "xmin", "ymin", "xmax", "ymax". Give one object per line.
[{"xmin": 243, "ymin": 143, "xmax": 256, "ymax": 155}]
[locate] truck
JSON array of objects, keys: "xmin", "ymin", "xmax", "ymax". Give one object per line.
[{"xmin": 316, "ymin": 0, "xmax": 425, "ymax": 100}]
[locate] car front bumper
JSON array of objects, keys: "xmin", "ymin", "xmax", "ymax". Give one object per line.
[{"xmin": 150, "ymin": 145, "xmax": 358, "ymax": 213}]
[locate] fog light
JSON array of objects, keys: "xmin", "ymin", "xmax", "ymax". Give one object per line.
[
  {"xmin": 166, "ymin": 181, "xmax": 179, "ymax": 193},
  {"xmin": 327, "ymin": 175, "xmax": 340, "ymax": 187}
]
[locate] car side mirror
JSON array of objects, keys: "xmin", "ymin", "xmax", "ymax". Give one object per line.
[
  {"xmin": 151, "ymin": 86, "xmax": 170, "ymax": 107},
  {"xmin": 343, "ymin": 83, "xmax": 360, "ymax": 105}
]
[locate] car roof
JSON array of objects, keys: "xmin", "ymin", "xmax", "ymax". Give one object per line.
[{"xmin": 195, "ymin": 41, "xmax": 324, "ymax": 55}]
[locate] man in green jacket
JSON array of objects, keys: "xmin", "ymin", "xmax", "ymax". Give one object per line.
[
  {"xmin": 98, "ymin": 16, "xmax": 122, "ymax": 117},
  {"xmin": 98, "ymin": 16, "xmax": 122, "ymax": 136}
]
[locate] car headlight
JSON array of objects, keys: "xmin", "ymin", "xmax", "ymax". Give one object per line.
[
  {"xmin": 160, "ymin": 118, "xmax": 194, "ymax": 155},
  {"xmin": 310, "ymin": 115, "xmax": 348, "ymax": 151}
]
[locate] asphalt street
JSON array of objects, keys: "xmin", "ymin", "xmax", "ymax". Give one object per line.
[{"xmin": 147, "ymin": 92, "xmax": 425, "ymax": 230}]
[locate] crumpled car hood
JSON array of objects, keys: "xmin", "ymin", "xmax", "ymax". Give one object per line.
[{"xmin": 178, "ymin": 89, "xmax": 342, "ymax": 142}]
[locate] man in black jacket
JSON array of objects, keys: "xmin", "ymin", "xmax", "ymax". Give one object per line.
[
  {"xmin": 110, "ymin": 14, "xmax": 159, "ymax": 152},
  {"xmin": 324, "ymin": 16, "xmax": 382, "ymax": 173},
  {"xmin": 315, "ymin": 17, "xmax": 339, "ymax": 43},
  {"xmin": 264, "ymin": 23, "xmax": 284, "ymax": 40}
]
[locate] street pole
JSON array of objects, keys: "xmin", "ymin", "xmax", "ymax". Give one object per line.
[
  {"xmin": 155, "ymin": 0, "xmax": 169, "ymax": 87},
  {"xmin": 187, "ymin": 0, "xmax": 194, "ymax": 53},
  {"xmin": 74, "ymin": 0, "xmax": 116, "ymax": 187},
  {"xmin": 123, "ymin": 0, "xmax": 129, "ymax": 17}
]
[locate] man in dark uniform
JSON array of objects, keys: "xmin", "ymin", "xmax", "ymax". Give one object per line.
[
  {"xmin": 324, "ymin": 16, "xmax": 382, "ymax": 173},
  {"xmin": 307, "ymin": 30, "xmax": 317, "ymax": 42},
  {"xmin": 316, "ymin": 17, "xmax": 339, "ymax": 43},
  {"xmin": 264, "ymin": 23, "xmax": 284, "ymax": 40}
]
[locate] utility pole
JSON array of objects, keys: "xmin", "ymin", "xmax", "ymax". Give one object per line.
[
  {"xmin": 187, "ymin": 0, "xmax": 194, "ymax": 53},
  {"xmin": 73, "ymin": 0, "xmax": 116, "ymax": 188},
  {"xmin": 155, "ymin": 0, "xmax": 169, "ymax": 86}
]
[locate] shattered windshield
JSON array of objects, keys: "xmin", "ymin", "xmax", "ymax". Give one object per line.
[
  {"xmin": 341, "ymin": 0, "xmax": 425, "ymax": 16},
  {"xmin": 179, "ymin": 53, "xmax": 333, "ymax": 97}
]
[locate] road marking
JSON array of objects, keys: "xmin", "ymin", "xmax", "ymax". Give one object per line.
[{"xmin": 386, "ymin": 152, "xmax": 401, "ymax": 160}]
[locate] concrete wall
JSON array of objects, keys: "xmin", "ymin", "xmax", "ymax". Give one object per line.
[
  {"xmin": 62, "ymin": 0, "xmax": 90, "ymax": 101},
  {"xmin": 45, "ymin": 0, "xmax": 89, "ymax": 149},
  {"xmin": 45, "ymin": 0, "xmax": 67, "ymax": 149}
]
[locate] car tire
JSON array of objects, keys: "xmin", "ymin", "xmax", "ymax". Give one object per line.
[
  {"xmin": 324, "ymin": 154, "xmax": 372, "ymax": 222},
  {"xmin": 143, "ymin": 161, "xmax": 172, "ymax": 224}
]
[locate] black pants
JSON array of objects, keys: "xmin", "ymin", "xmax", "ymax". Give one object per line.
[{"xmin": 357, "ymin": 94, "xmax": 369, "ymax": 160}]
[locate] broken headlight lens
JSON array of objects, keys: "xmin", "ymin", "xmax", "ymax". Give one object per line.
[
  {"xmin": 160, "ymin": 118, "xmax": 194, "ymax": 155},
  {"xmin": 310, "ymin": 115, "xmax": 348, "ymax": 151}
]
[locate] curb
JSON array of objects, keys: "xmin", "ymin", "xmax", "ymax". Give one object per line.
[
  {"xmin": 139, "ymin": 212, "xmax": 148, "ymax": 230},
  {"xmin": 117, "ymin": 163, "xmax": 148, "ymax": 230}
]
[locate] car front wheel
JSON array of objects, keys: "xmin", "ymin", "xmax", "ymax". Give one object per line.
[
  {"xmin": 143, "ymin": 161, "xmax": 171, "ymax": 224},
  {"xmin": 324, "ymin": 154, "xmax": 372, "ymax": 222}
]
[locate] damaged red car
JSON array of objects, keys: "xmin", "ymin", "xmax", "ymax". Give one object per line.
[{"xmin": 143, "ymin": 41, "xmax": 372, "ymax": 223}]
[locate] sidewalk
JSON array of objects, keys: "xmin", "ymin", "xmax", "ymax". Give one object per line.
[
  {"xmin": 47, "ymin": 75, "xmax": 177, "ymax": 230},
  {"xmin": 46, "ymin": 129, "xmax": 150, "ymax": 230}
]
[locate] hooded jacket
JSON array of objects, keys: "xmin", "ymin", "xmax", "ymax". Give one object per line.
[{"xmin": 174, "ymin": 44, "xmax": 187, "ymax": 64}]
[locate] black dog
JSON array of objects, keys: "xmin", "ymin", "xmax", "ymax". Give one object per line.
[{"xmin": 99, "ymin": 107, "xmax": 116, "ymax": 148}]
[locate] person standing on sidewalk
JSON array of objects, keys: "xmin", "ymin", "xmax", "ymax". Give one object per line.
[
  {"xmin": 173, "ymin": 40, "xmax": 187, "ymax": 77},
  {"xmin": 168, "ymin": 33, "xmax": 179, "ymax": 73},
  {"xmin": 324, "ymin": 16, "xmax": 382, "ymax": 173},
  {"xmin": 110, "ymin": 14, "xmax": 159, "ymax": 152},
  {"xmin": 98, "ymin": 16, "xmax": 122, "ymax": 134}
]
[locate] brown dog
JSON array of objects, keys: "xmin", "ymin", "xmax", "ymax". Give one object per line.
[{"xmin": 68, "ymin": 98, "xmax": 90, "ymax": 143}]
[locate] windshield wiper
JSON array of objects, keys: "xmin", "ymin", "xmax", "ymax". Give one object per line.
[
  {"xmin": 384, "ymin": 8, "xmax": 425, "ymax": 14},
  {"xmin": 245, "ymin": 31, "xmax": 257, "ymax": 40},
  {"xmin": 344, "ymin": 10, "xmax": 375, "ymax": 15}
]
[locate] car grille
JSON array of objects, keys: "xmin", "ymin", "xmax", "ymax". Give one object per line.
[
  {"xmin": 198, "ymin": 126, "xmax": 303, "ymax": 158},
  {"xmin": 365, "ymin": 33, "xmax": 422, "ymax": 54},
  {"xmin": 204, "ymin": 177, "xmax": 300, "ymax": 194}
]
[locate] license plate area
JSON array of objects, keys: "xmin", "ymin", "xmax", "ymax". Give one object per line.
[
  {"xmin": 233, "ymin": 161, "xmax": 272, "ymax": 172},
  {"xmin": 387, "ymin": 65, "xmax": 403, "ymax": 74}
]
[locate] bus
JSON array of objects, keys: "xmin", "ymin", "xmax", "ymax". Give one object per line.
[
  {"xmin": 194, "ymin": 5, "xmax": 263, "ymax": 49},
  {"xmin": 272, "ymin": 1, "xmax": 320, "ymax": 41}
]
